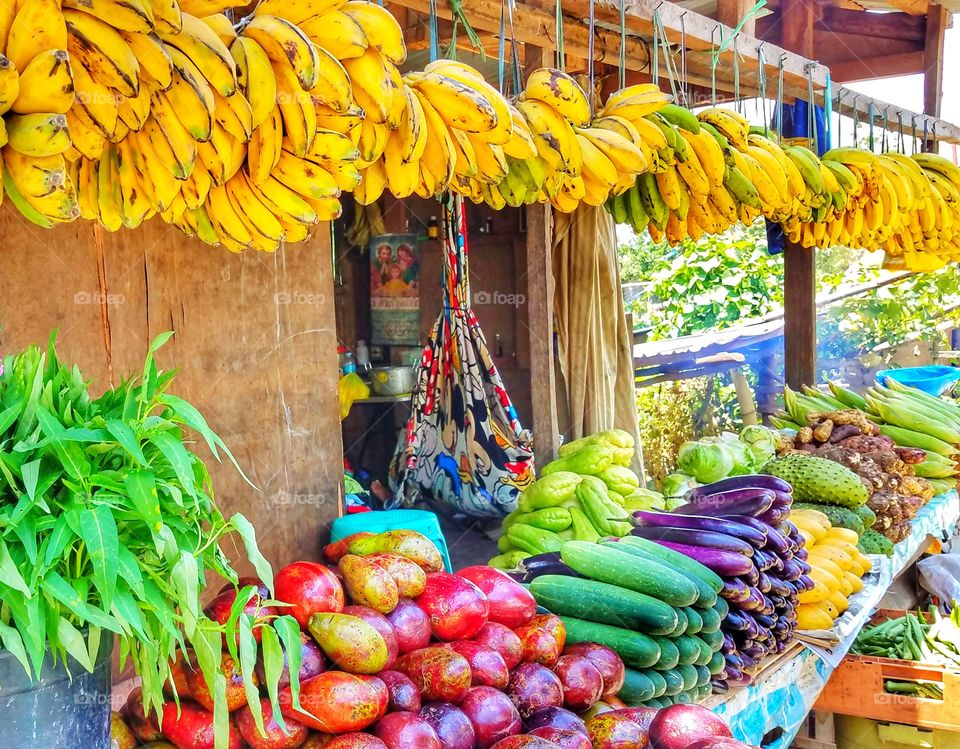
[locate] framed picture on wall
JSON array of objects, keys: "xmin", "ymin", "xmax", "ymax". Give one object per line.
[{"xmin": 370, "ymin": 234, "xmax": 420, "ymax": 345}]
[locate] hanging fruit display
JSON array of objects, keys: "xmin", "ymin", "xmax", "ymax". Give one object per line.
[{"xmin": 0, "ymin": 0, "xmax": 957, "ymax": 267}]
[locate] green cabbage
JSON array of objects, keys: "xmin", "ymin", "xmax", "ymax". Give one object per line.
[
  {"xmin": 739, "ymin": 425, "xmax": 777, "ymax": 468},
  {"xmin": 712, "ymin": 432, "xmax": 753, "ymax": 475},
  {"xmin": 677, "ymin": 440, "xmax": 734, "ymax": 483},
  {"xmin": 661, "ymin": 472, "xmax": 696, "ymax": 499}
]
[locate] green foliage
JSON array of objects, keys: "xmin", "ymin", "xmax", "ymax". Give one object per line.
[
  {"xmin": 620, "ymin": 221, "xmax": 784, "ymax": 340},
  {"xmin": 0, "ymin": 333, "xmax": 302, "ymax": 749}
]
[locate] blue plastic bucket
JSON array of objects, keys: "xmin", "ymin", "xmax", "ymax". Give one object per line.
[
  {"xmin": 876, "ymin": 366, "xmax": 960, "ymax": 396},
  {"xmin": 330, "ymin": 509, "xmax": 453, "ymax": 572}
]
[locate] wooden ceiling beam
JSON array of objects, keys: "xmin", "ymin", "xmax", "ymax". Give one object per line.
[
  {"xmin": 924, "ymin": 3, "xmax": 948, "ymax": 120},
  {"xmin": 829, "ymin": 50, "xmax": 924, "ymax": 81},
  {"xmin": 815, "ymin": 7, "xmax": 926, "ymax": 42},
  {"xmin": 885, "ymin": 0, "xmax": 928, "ymax": 15}
]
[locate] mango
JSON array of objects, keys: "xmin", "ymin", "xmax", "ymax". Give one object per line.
[
  {"xmin": 340, "ymin": 554, "xmax": 400, "ymax": 613},
  {"xmin": 309, "ymin": 612, "xmax": 389, "ymax": 674},
  {"xmin": 367, "ymin": 552, "xmax": 428, "ymax": 597},
  {"xmin": 348, "ymin": 530, "xmax": 444, "ymax": 573}
]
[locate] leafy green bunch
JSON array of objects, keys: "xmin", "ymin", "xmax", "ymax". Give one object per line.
[{"xmin": 0, "ymin": 332, "xmax": 305, "ymax": 748}]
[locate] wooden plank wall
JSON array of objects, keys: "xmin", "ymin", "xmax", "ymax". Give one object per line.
[{"xmin": 0, "ymin": 205, "xmax": 344, "ymax": 572}]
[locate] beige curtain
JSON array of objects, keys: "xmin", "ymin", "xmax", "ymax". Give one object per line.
[{"xmin": 553, "ymin": 205, "xmax": 644, "ymax": 474}]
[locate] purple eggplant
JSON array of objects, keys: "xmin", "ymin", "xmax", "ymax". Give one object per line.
[
  {"xmin": 772, "ymin": 489, "xmax": 793, "ymax": 506},
  {"xmin": 509, "ymin": 552, "xmax": 583, "ymax": 583},
  {"xmin": 654, "ymin": 540, "xmax": 755, "ymax": 576},
  {"xmin": 739, "ymin": 589, "xmax": 764, "ymax": 611},
  {"xmin": 755, "ymin": 613, "xmax": 776, "ymax": 629},
  {"xmin": 720, "ymin": 579, "xmax": 751, "ymax": 602},
  {"xmin": 761, "ymin": 524, "xmax": 791, "ymax": 555},
  {"xmin": 725, "ymin": 652, "xmax": 744, "ymax": 670},
  {"xmin": 629, "ymin": 526, "xmax": 755, "ymax": 555},
  {"xmin": 630, "ymin": 509, "xmax": 768, "ymax": 547},
  {"xmin": 684, "ymin": 488, "xmax": 776, "ymax": 518},
  {"xmin": 722, "ymin": 633, "xmax": 737, "ymax": 654},
  {"xmin": 741, "ymin": 564, "xmax": 760, "ymax": 586},
  {"xmin": 724, "ymin": 667, "xmax": 753, "ymax": 687},
  {"xmin": 794, "ymin": 547, "xmax": 808, "ymax": 561},
  {"xmin": 780, "ymin": 558, "xmax": 805, "ymax": 582},
  {"xmin": 767, "ymin": 577, "xmax": 792, "ymax": 598},
  {"xmin": 725, "ymin": 609, "xmax": 752, "ymax": 631},
  {"xmin": 711, "ymin": 679, "xmax": 730, "ymax": 693},
  {"xmin": 759, "ymin": 506, "xmax": 788, "ymax": 525},
  {"xmin": 742, "ymin": 616, "xmax": 762, "ymax": 640},
  {"xmin": 738, "ymin": 653, "xmax": 760, "ymax": 669},
  {"xmin": 756, "ymin": 571, "xmax": 772, "ymax": 593},
  {"xmin": 687, "ymin": 475, "xmax": 792, "ymax": 500},
  {"xmin": 796, "ymin": 574, "xmax": 816, "ymax": 592}
]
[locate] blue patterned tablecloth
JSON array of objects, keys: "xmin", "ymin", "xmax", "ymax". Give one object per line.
[{"xmin": 707, "ymin": 491, "xmax": 960, "ymax": 748}]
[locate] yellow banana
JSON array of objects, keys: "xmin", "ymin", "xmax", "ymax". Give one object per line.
[
  {"xmin": 229, "ymin": 36, "xmax": 276, "ymax": 129},
  {"xmin": 297, "ymin": 11, "xmax": 367, "ymax": 60},
  {"xmin": 273, "ymin": 61, "xmax": 314, "ymax": 155},
  {"xmin": 65, "ymin": 105, "xmax": 107, "ymax": 158},
  {"xmin": 246, "ymin": 107, "xmax": 283, "ymax": 185},
  {"xmin": 159, "ymin": 12, "xmax": 237, "ymax": 97},
  {"xmin": 6, "ymin": 113, "xmax": 71, "ymax": 157},
  {"xmin": 199, "ymin": 13, "xmax": 237, "ymax": 46},
  {"xmin": 273, "ymin": 149, "xmax": 340, "ymax": 200},
  {"xmin": 341, "ymin": 0, "xmax": 406, "ymax": 65},
  {"xmin": 119, "ymin": 31, "xmax": 174, "ymax": 91},
  {"xmin": 309, "ymin": 45, "xmax": 353, "ymax": 115},
  {"xmin": 0, "ymin": 54, "xmax": 19, "ymax": 115},
  {"xmin": 225, "ymin": 170, "xmax": 284, "ymax": 244},
  {"xmin": 64, "ymin": 8, "xmax": 140, "ymax": 97},
  {"xmin": 516, "ymin": 97, "xmax": 581, "ymax": 176},
  {"xmin": 242, "ymin": 14, "xmax": 318, "ymax": 91},
  {"xmin": 409, "ymin": 70, "xmax": 501, "ymax": 136},
  {"xmin": 521, "ymin": 67, "xmax": 591, "ymax": 127},
  {"xmin": 6, "ymin": 0, "xmax": 68, "ymax": 72},
  {"xmin": 254, "ymin": 0, "xmax": 347, "ymax": 25},
  {"xmin": 63, "ymin": 0, "xmax": 154, "ymax": 34}
]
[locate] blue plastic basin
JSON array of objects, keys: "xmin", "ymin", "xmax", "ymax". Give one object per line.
[
  {"xmin": 329, "ymin": 509, "xmax": 453, "ymax": 572},
  {"xmin": 876, "ymin": 366, "xmax": 960, "ymax": 395}
]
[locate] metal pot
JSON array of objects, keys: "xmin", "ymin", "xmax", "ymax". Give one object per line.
[{"xmin": 370, "ymin": 366, "xmax": 416, "ymax": 396}]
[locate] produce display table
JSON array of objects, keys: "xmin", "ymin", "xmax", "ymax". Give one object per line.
[{"xmin": 706, "ymin": 491, "xmax": 960, "ymax": 748}]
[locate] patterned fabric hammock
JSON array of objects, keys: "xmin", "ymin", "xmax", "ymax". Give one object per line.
[{"xmin": 389, "ymin": 195, "xmax": 535, "ymax": 517}]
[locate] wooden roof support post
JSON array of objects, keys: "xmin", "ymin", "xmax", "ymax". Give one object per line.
[
  {"xmin": 716, "ymin": 0, "xmax": 756, "ymax": 37},
  {"xmin": 524, "ymin": 43, "xmax": 561, "ymax": 466},
  {"xmin": 923, "ymin": 4, "xmax": 948, "ymax": 125},
  {"xmin": 780, "ymin": 0, "xmax": 817, "ymax": 389}
]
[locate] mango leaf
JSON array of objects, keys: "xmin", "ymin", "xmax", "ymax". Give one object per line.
[
  {"xmin": 124, "ymin": 470, "xmax": 162, "ymax": 535},
  {"xmin": 229, "ymin": 514, "xmax": 274, "ymax": 594},
  {"xmin": 57, "ymin": 616, "xmax": 94, "ymax": 672},
  {"xmin": 78, "ymin": 505, "xmax": 119, "ymax": 608},
  {"xmin": 43, "ymin": 514, "xmax": 76, "ymax": 568},
  {"xmin": 148, "ymin": 430, "xmax": 196, "ymax": 496},
  {"xmin": 223, "ymin": 586, "xmax": 257, "ymax": 664},
  {"xmin": 274, "ymin": 616, "xmax": 304, "ymax": 713},
  {"xmin": 192, "ymin": 624, "xmax": 230, "ymax": 749},
  {"xmin": 41, "ymin": 571, "xmax": 124, "ymax": 634},
  {"xmin": 239, "ymin": 615, "xmax": 265, "ymax": 736},
  {"xmin": 116, "ymin": 544, "xmax": 144, "ymax": 597},
  {"xmin": 21, "ymin": 459, "xmax": 40, "ymax": 500},
  {"xmin": 106, "ymin": 420, "xmax": 146, "ymax": 464},
  {"xmin": 259, "ymin": 625, "xmax": 289, "ymax": 734},
  {"xmin": 36, "ymin": 408, "xmax": 90, "ymax": 480},
  {"xmin": 0, "ymin": 621, "xmax": 31, "ymax": 678},
  {"xmin": 109, "ymin": 581, "xmax": 146, "ymax": 639},
  {"xmin": 0, "ymin": 537, "xmax": 31, "ymax": 596},
  {"xmin": 171, "ymin": 551, "xmax": 199, "ymax": 638},
  {"xmin": 11, "ymin": 514, "xmax": 37, "ymax": 565}
]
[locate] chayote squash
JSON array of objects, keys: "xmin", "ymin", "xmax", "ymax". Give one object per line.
[
  {"xmin": 488, "ymin": 550, "xmax": 530, "ymax": 569},
  {"xmin": 568, "ymin": 505, "xmax": 601, "ymax": 542},
  {"xmin": 576, "ymin": 475, "xmax": 632, "ymax": 536},
  {"xmin": 517, "ymin": 471, "xmax": 583, "ymax": 512},
  {"xmin": 506, "ymin": 523, "xmax": 565, "ymax": 555},
  {"xmin": 542, "ymin": 444, "xmax": 614, "ymax": 477},
  {"xmin": 511, "ymin": 506, "xmax": 573, "ymax": 532},
  {"xmin": 597, "ymin": 465, "xmax": 641, "ymax": 496}
]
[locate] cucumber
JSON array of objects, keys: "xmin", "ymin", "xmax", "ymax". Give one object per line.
[
  {"xmin": 660, "ymin": 668, "xmax": 684, "ymax": 696},
  {"xmin": 560, "ymin": 616, "xmax": 661, "ymax": 669},
  {"xmin": 658, "ymin": 695, "xmax": 675, "ymax": 706},
  {"xmin": 699, "ymin": 606, "xmax": 721, "ymax": 633},
  {"xmin": 619, "ymin": 669, "xmax": 657, "ymax": 705},
  {"xmin": 567, "ymin": 541, "xmax": 700, "ymax": 606},
  {"xmin": 603, "ymin": 540, "xmax": 715, "ymax": 608},
  {"xmin": 684, "ymin": 607, "xmax": 703, "ymax": 634},
  {"xmin": 694, "ymin": 637, "xmax": 713, "ymax": 666},
  {"xmin": 529, "ymin": 575, "xmax": 678, "ymax": 635},
  {"xmin": 645, "ymin": 697, "xmax": 666, "ymax": 708},
  {"xmin": 653, "ymin": 637, "xmax": 680, "ymax": 670},
  {"xmin": 674, "ymin": 636, "xmax": 700, "ymax": 666},
  {"xmin": 672, "ymin": 689, "xmax": 695, "ymax": 704},
  {"xmin": 615, "ymin": 536, "xmax": 722, "ymax": 601},
  {"xmin": 695, "ymin": 665, "xmax": 711, "ymax": 688},
  {"xmin": 708, "ymin": 650, "xmax": 725, "ymax": 676},
  {"xmin": 677, "ymin": 664, "xmax": 699, "ymax": 692},
  {"xmin": 668, "ymin": 611, "xmax": 688, "ymax": 637},
  {"xmin": 696, "ymin": 684, "xmax": 713, "ymax": 700},
  {"xmin": 699, "ymin": 627, "xmax": 724, "ymax": 650},
  {"xmin": 643, "ymin": 669, "xmax": 667, "ymax": 698},
  {"xmin": 712, "ymin": 597, "xmax": 729, "ymax": 619}
]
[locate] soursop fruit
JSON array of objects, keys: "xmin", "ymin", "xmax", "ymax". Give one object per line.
[
  {"xmin": 853, "ymin": 503, "xmax": 877, "ymax": 528},
  {"xmin": 764, "ymin": 453, "xmax": 869, "ymax": 508},
  {"xmin": 858, "ymin": 528, "xmax": 894, "ymax": 556}
]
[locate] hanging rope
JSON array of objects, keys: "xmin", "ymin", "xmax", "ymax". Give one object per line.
[
  {"xmin": 618, "ymin": 0, "xmax": 626, "ymax": 89},
  {"xmin": 587, "ymin": 0, "xmax": 596, "ymax": 112},
  {"xmin": 710, "ymin": 25, "xmax": 720, "ymax": 105},
  {"xmin": 911, "ymin": 115, "xmax": 918, "ymax": 155},
  {"xmin": 881, "ymin": 106, "xmax": 890, "ymax": 153},
  {"xmin": 823, "ymin": 71, "xmax": 832, "ymax": 149},
  {"xmin": 776, "ymin": 54, "xmax": 785, "ymax": 138},
  {"xmin": 679, "ymin": 13, "xmax": 689, "ymax": 109},
  {"xmin": 555, "ymin": 0, "xmax": 566, "ymax": 71},
  {"xmin": 897, "ymin": 111, "xmax": 905, "ymax": 154},
  {"xmin": 805, "ymin": 61, "xmax": 817, "ymax": 153},
  {"xmin": 508, "ymin": 0, "xmax": 520, "ymax": 95},
  {"xmin": 498, "ymin": 0, "xmax": 506, "ymax": 92},
  {"xmin": 757, "ymin": 43, "xmax": 768, "ymax": 137},
  {"xmin": 852, "ymin": 95, "xmax": 860, "ymax": 147},
  {"xmin": 429, "ymin": 0, "xmax": 440, "ymax": 62},
  {"xmin": 651, "ymin": 7, "xmax": 660, "ymax": 85},
  {"xmin": 836, "ymin": 90, "xmax": 842, "ymax": 147},
  {"xmin": 652, "ymin": 12, "xmax": 679, "ymax": 102},
  {"xmin": 712, "ymin": 0, "xmax": 767, "ymax": 61},
  {"xmin": 868, "ymin": 100, "xmax": 875, "ymax": 151},
  {"xmin": 733, "ymin": 34, "xmax": 741, "ymax": 114}
]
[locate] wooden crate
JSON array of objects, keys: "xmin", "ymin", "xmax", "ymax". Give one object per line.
[{"xmin": 814, "ymin": 609, "xmax": 960, "ymax": 731}]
